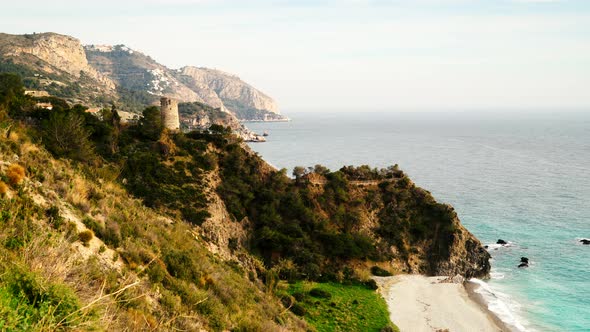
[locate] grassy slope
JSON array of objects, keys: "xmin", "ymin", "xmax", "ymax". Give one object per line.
[
  {"xmin": 286, "ymin": 281, "xmax": 398, "ymax": 332},
  {"xmin": 0, "ymin": 121, "xmax": 306, "ymax": 331}
]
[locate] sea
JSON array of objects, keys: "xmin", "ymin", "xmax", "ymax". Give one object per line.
[{"xmin": 246, "ymin": 111, "xmax": 590, "ymax": 332}]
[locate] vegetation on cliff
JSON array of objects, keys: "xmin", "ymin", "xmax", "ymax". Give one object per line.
[
  {"xmin": 0, "ymin": 73, "xmax": 307, "ymax": 331},
  {"xmin": 0, "ymin": 71, "xmax": 489, "ymax": 330}
]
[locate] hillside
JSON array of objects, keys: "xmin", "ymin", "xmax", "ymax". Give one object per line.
[
  {"xmin": 0, "ymin": 33, "xmax": 117, "ymax": 106},
  {"xmin": 0, "ymin": 74, "xmax": 306, "ymax": 331},
  {"xmin": 0, "ymin": 70, "xmax": 490, "ymax": 331},
  {"xmin": 178, "ymin": 67, "xmax": 283, "ymax": 121},
  {"xmin": 0, "ymin": 32, "xmax": 286, "ymax": 121}
]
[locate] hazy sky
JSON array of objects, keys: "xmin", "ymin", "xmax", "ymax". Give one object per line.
[{"xmin": 1, "ymin": 0, "xmax": 589, "ymax": 111}]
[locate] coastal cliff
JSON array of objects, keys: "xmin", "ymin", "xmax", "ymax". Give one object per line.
[
  {"xmin": 179, "ymin": 66, "xmax": 282, "ymax": 120},
  {"xmin": 0, "ymin": 32, "xmax": 284, "ymax": 121},
  {"xmin": 0, "ymin": 32, "xmax": 117, "ymax": 104},
  {"xmin": 0, "ymin": 51, "xmax": 490, "ymax": 331},
  {"xmin": 0, "ymin": 33, "xmax": 115, "ymax": 91}
]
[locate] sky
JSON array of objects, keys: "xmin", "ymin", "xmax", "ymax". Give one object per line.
[{"xmin": 1, "ymin": 0, "xmax": 589, "ymax": 112}]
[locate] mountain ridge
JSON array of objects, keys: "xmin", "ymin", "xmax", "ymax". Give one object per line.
[{"xmin": 0, "ymin": 32, "xmax": 284, "ymax": 121}]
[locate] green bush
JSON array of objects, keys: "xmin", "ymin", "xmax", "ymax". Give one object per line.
[
  {"xmin": 45, "ymin": 206, "xmax": 64, "ymax": 229},
  {"xmin": 290, "ymin": 303, "xmax": 306, "ymax": 316},
  {"xmin": 0, "ymin": 267, "xmax": 81, "ymax": 328},
  {"xmin": 370, "ymin": 266, "xmax": 392, "ymax": 277},
  {"xmin": 292, "ymin": 292, "xmax": 306, "ymax": 302},
  {"xmin": 309, "ymin": 288, "xmax": 331, "ymax": 299},
  {"xmin": 42, "ymin": 111, "xmax": 95, "ymax": 161},
  {"xmin": 364, "ymin": 279, "xmax": 379, "ymax": 290},
  {"xmin": 78, "ymin": 230, "xmax": 94, "ymax": 245}
]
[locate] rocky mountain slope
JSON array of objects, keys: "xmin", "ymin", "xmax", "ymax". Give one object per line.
[
  {"xmin": 84, "ymin": 44, "xmax": 212, "ymax": 107},
  {"xmin": 0, "ymin": 33, "xmax": 117, "ymax": 104},
  {"xmin": 0, "ymin": 40, "xmax": 492, "ymax": 331},
  {"xmin": 0, "ymin": 32, "xmax": 284, "ymax": 121},
  {"xmin": 178, "ymin": 66, "xmax": 281, "ymax": 120}
]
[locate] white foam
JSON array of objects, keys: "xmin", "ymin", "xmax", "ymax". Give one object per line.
[
  {"xmin": 490, "ymin": 272, "xmax": 505, "ymax": 280},
  {"xmin": 485, "ymin": 241, "xmax": 515, "ymax": 251},
  {"xmin": 469, "ymin": 278, "xmax": 528, "ymax": 332}
]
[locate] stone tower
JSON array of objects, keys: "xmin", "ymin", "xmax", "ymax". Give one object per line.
[{"xmin": 160, "ymin": 97, "xmax": 180, "ymax": 130}]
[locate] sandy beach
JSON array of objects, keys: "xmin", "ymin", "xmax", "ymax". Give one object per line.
[{"xmin": 375, "ymin": 275, "xmax": 507, "ymax": 332}]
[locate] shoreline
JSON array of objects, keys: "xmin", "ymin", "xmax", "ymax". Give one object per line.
[
  {"xmin": 465, "ymin": 280, "xmax": 514, "ymax": 332},
  {"xmin": 375, "ymin": 275, "xmax": 507, "ymax": 332}
]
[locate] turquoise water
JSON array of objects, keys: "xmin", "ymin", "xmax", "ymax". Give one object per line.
[{"xmin": 246, "ymin": 111, "xmax": 590, "ymax": 332}]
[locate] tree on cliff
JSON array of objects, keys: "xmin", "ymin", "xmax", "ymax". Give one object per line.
[
  {"xmin": 0, "ymin": 73, "xmax": 25, "ymax": 116},
  {"xmin": 42, "ymin": 111, "xmax": 95, "ymax": 161},
  {"xmin": 137, "ymin": 106, "xmax": 162, "ymax": 140}
]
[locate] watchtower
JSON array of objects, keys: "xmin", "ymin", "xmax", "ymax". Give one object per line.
[{"xmin": 160, "ymin": 97, "xmax": 180, "ymax": 130}]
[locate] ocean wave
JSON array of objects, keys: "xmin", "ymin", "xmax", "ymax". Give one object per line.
[
  {"xmin": 486, "ymin": 241, "xmax": 516, "ymax": 251},
  {"xmin": 469, "ymin": 278, "xmax": 528, "ymax": 331}
]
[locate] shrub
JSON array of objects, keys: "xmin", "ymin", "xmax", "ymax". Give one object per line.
[
  {"xmin": 290, "ymin": 303, "xmax": 306, "ymax": 316},
  {"xmin": 1, "ymin": 267, "xmax": 82, "ymax": 327},
  {"xmin": 147, "ymin": 260, "xmax": 168, "ymax": 284},
  {"xmin": 42, "ymin": 111, "xmax": 95, "ymax": 161},
  {"xmin": 0, "ymin": 181, "xmax": 7, "ymax": 196},
  {"xmin": 46, "ymin": 206, "xmax": 64, "ymax": 229},
  {"xmin": 292, "ymin": 292, "xmax": 306, "ymax": 302},
  {"xmin": 281, "ymin": 295, "xmax": 294, "ymax": 308},
  {"xmin": 364, "ymin": 279, "xmax": 379, "ymax": 290},
  {"xmin": 159, "ymin": 289, "xmax": 181, "ymax": 312},
  {"xmin": 6, "ymin": 164, "xmax": 25, "ymax": 185},
  {"xmin": 78, "ymin": 230, "xmax": 94, "ymax": 246},
  {"xmin": 371, "ymin": 266, "xmax": 393, "ymax": 277},
  {"xmin": 309, "ymin": 288, "xmax": 331, "ymax": 299}
]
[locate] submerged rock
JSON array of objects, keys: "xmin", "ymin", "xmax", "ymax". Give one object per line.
[
  {"xmin": 518, "ymin": 263, "xmax": 529, "ymax": 268},
  {"xmin": 580, "ymin": 239, "xmax": 590, "ymax": 245},
  {"xmin": 497, "ymin": 239, "xmax": 507, "ymax": 245},
  {"xmin": 520, "ymin": 257, "xmax": 529, "ymax": 264}
]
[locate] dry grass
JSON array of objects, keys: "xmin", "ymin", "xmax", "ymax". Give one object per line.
[
  {"xmin": 0, "ymin": 181, "xmax": 7, "ymax": 196},
  {"xmin": 67, "ymin": 175, "xmax": 91, "ymax": 212},
  {"xmin": 7, "ymin": 163, "xmax": 25, "ymax": 185}
]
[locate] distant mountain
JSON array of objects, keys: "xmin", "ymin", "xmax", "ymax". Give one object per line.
[
  {"xmin": 178, "ymin": 66, "xmax": 280, "ymax": 120},
  {"xmin": 0, "ymin": 32, "xmax": 285, "ymax": 121},
  {"xmin": 85, "ymin": 44, "xmax": 284, "ymax": 121},
  {"xmin": 0, "ymin": 32, "xmax": 118, "ymax": 105}
]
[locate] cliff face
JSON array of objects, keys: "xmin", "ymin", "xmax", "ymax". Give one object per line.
[
  {"xmin": 85, "ymin": 44, "xmax": 205, "ymax": 104},
  {"xmin": 428, "ymin": 205, "xmax": 491, "ymax": 279},
  {"xmin": 84, "ymin": 44, "xmax": 283, "ymax": 120},
  {"xmin": 428, "ymin": 211, "xmax": 491, "ymax": 278},
  {"xmin": 179, "ymin": 66, "xmax": 281, "ymax": 120},
  {"xmin": 213, "ymin": 151, "xmax": 491, "ymax": 279},
  {"xmin": 0, "ymin": 33, "xmax": 115, "ymax": 92},
  {"xmin": 0, "ymin": 32, "xmax": 282, "ymax": 120}
]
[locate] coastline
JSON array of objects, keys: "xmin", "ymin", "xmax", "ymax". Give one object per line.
[
  {"xmin": 375, "ymin": 275, "xmax": 507, "ymax": 332},
  {"xmin": 465, "ymin": 280, "xmax": 515, "ymax": 332}
]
